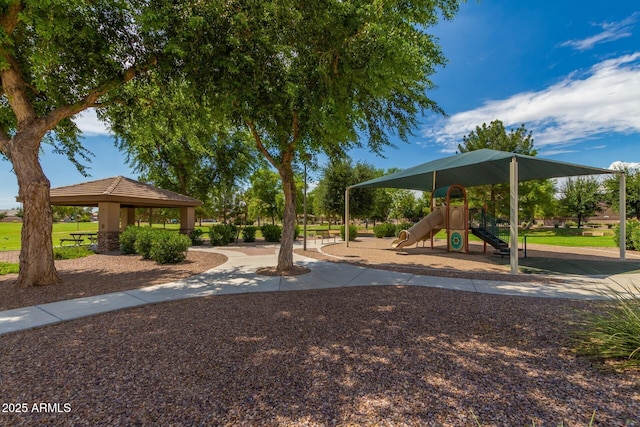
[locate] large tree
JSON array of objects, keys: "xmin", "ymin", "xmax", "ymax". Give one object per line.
[
  {"xmin": 603, "ymin": 164, "xmax": 640, "ymax": 220},
  {"xmin": 107, "ymin": 75, "xmax": 260, "ymax": 203},
  {"xmin": 458, "ymin": 120, "xmax": 554, "ymax": 220},
  {"xmin": 0, "ymin": 1, "xmax": 168, "ymax": 286},
  {"xmin": 558, "ymin": 176, "xmax": 603, "ymax": 228},
  {"xmin": 184, "ymin": 0, "xmax": 462, "ymax": 272},
  {"xmin": 315, "ymin": 159, "xmax": 380, "ymax": 225}
]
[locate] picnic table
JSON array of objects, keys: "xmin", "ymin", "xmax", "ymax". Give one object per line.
[{"xmin": 61, "ymin": 232, "xmax": 98, "ymax": 247}]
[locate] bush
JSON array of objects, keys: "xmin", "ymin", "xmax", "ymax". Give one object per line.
[
  {"xmin": 565, "ymin": 221, "xmax": 577, "ymax": 228},
  {"xmin": 210, "ymin": 224, "xmax": 237, "ymax": 246},
  {"xmin": 340, "ymin": 224, "xmax": 358, "ymax": 241},
  {"xmin": 149, "ymin": 232, "xmax": 192, "ymax": 264},
  {"xmin": 395, "ymin": 222, "xmax": 413, "ymax": 235},
  {"xmin": 262, "ymin": 224, "xmax": 282, "ymax": 242},
  {"xmin": 373, "ymin": 223, "xmax": 396, "ymax": 238},
  {"xmin": 119, "ymin": 226, "xmax": 139, "ymax": 254},
  {"xmin": 294, "ymin": 224, "xmax": 300, "ymax": 240},
  {"xmin": 0, "ymin": 262, "xmax": 19, "ymax": 275},
  {"xmin": 242, "ymin": 226, "xmax": 257, "ymax": 243},
  {"xmin": 188, "ymin": 228, "xmax": 205, "ymax": 246},
  {"xmin": 614, "ymin": 219, "xmax": 640, "ymax": 250},
  {"xmin": 577, "ymin": 285, "xmax": 640, "ymax": 369},
  {"xmin": 53, "ymin": 246, "xmax": 94, "ymax": 260},
  {"xmin": 134, "ymin": 227, "xmax": 159, "ymax": 259}
]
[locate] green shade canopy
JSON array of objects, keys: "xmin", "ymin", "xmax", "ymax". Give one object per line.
[{"xmin": 349, "ymin": 149, "xmax": 617, "ymax": 192}]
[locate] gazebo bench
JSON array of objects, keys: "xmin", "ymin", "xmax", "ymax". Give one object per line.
[{"xmin": 60, "ymin": 237, "xmax": 84, "ymax": 247}]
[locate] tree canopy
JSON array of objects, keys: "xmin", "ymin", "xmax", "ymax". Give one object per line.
[
  {"xmin": 179, "ymin": 0, "xmax": 463, "ymax": 271},
  {"xmin": 0, "ymin": 0, "xmax": 169, "ymax": 285},
  {"xmin": 457, "ymin": 120, "xmax": 555, "ymax": 220},
  {"xmin": 558, "ymin": 176, "xmax": 603, "ymax": 228}
]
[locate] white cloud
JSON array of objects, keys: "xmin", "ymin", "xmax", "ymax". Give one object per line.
[
  {"xmin": 609, "ymin": 161, "xmax": 640, "ymax": 171},
  {"xmin": 423, "ymin": 52, "xmax": 640, "ymax": 151},
  {"xmin": 73, "ymin": 109, "xmax": 111, "ymax": 136},
  {"xmin": 560, "ymin": 12, "xmax": 639, "ymax": 51}
]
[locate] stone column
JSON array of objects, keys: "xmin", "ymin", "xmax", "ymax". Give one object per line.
[{"xmin": 98, "ymin": 202, "xmax": 122, "ymax": 252}]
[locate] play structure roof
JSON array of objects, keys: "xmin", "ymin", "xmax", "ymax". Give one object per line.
[
  {"xmin": 349, "ymin": 149, "xmax": 617, "ymax": 192},
  {"xmin": 49, "ymin": 176, "xmax": 202, "ymax": 208}
]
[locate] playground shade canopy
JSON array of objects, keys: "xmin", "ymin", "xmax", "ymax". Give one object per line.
[{"xmin": 348, "ymin": 149, "xmax": 615, "ymax": 191}]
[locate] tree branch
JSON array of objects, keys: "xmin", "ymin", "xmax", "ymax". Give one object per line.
[
  {"xmin": 246, "ymin": 119, "xmax": 278, "ymax": 169},
  {"xmin": 0, "ymin": 1, "xmax": 22, "ymax": 35},
  {"xmin": 43, "ymin": 57, "xmax": 158, "ymax": 131}
]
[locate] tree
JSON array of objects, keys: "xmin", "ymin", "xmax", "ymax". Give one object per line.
[
  {"xmin": 389, "ymin": 189, "xmax": 418, "ymax": 222},
  {"xmin": 558, "ymin": 176, "xmax": 603, "ymax": 227},
  {"xmin": 457, "ymin": 120, "xmax": 555, "ymax": 220},
  {"xmin": 108, "ymin": 74, "xmax": 260, "ymax": 203},
  {"xmin": 0, "ymin": 1, "xmax": 169, "ymax": 286},
  {"xmin": 184, "ymin": 0, "xmax": 462, "ymax": 273},
  {"xmin": 248, "ymin": 168, "xmax": 282, "ymax": 225},
  {"xmin": 603, "ymin": 165, "xmax": 640, "ymax": 220},
  {"xmin": 316, "ymin": 159, "xmax": 380, "ymax": 225}
]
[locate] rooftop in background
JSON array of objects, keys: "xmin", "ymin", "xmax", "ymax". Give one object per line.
[{"xmin": 49, "ymin": 176, "xmax": 202, "ymax": 208}]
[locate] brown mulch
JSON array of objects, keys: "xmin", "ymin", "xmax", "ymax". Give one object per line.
[
  {"xmin": 0, "ymin": 250, "xmax": 227, "ymax": 312},
  {"xmin": 0, "ymin": 242, "xmax": 639, "ymax": 425},
  {"xmin": 0, "ymin": 286, "xmax": 638, "ymax": 426}
]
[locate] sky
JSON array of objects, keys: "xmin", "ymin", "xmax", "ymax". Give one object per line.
[{"xmin": 1, "ymin": 0, "xmax": 639, "ymax": 208}]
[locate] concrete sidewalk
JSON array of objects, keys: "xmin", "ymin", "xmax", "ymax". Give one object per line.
[{"xmin": 1, "ymin": 245, "xmax": 638, "ymax": 336}]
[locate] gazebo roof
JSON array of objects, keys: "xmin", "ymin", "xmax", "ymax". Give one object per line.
[{"xmin": 50, "ymin": 176, "xmax": 202, "ymax": 208}]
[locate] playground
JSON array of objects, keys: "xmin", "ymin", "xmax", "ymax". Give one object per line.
[{"xmin": 317, "ymin": 236, "xmax": 640, "ymax": 278}]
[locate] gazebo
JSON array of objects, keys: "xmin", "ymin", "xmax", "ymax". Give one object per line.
[
  {"xmin": 50, "ymin": 176, "xmax": 202, "ymax": 252},
  {"xmin": 346, "ymin": 149, "xmax": 625, "ymax": 273}
]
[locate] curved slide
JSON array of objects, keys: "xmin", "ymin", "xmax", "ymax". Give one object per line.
[{"xmin": 391, "ymin": 208, "xmax": 445, "ymax": 249}]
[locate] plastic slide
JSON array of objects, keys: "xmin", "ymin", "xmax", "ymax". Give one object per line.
[{"xmin": 391, "ymin": 208, "xmax": 445, "ymax": 249}]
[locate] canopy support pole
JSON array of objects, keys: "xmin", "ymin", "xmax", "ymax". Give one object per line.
[
  {"xmin": 620, "ymin": 173, "xmax": 626, "ymax": 260},
  {"xmin": 510, "ymin": 157, "xmax": 519, "ymax": 274},
  {"xmin": 345, "ymin": 187, "xmax": 350, "ymax": 247}
]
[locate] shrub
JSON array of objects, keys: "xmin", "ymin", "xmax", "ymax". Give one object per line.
[
  {"xmin": 119, "ymin": 226, "xmax": 139, "ymax": 254},
  {"xmin": 150, "ymin": 232, "xmax": 192, "ymax": 264},
  {"xmin": 242, "ymin": 226, "xmax": 257, "ymax": 243},
  {"xmin": 262, "ymin": 224, "xmax": 282, "ymax": 242},
  {"xmin": 565, "ymin": 221, "xmax": 577, "ymax": 228},
  {"xmin": 373, "ymin": 223, "xmax": 396, "ymax": 238},
  {"xmin": 577, "ymin": 285, "xmax": 640, "ymax": 369},
  {"xmin": 189, "ymin": 228, "xmax": 205, "ymax": 246},
  {"xmin": 294, "ymin": 224, "xmax": 300, "ymax": 240},
  {"xmin": 210, "ymin": 224, "xmax": 236, "ymax": 246},
  {"xmin": 395, "ymin": 222, "xmax": 413, "ymax": 235},
  {"xmin": 53, "ymin": 246, "xmax": 94, "ymax": 260},
  {"xmin": 340, "ymin": 224, "xmax": 358, "ymax": 241},
  {"xmin": 0, "ymin": 262, "xmax": 19, "ymax": 275},
  {"xmin": 614, "ymin": 219, "xmax": 640, "ymax": 250},
  {"xmin": 134, "ymin": 227, "xmax": 159, "ymax": 259}
]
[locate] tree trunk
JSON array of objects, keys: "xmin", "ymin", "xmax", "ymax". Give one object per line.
[
  {"xmin": 5, "ymin": 133, "xmax": 61, "ymax": 286},
  {"xmin": 277, "ymin": 165, "xmax": 297, "ymax": 272}
]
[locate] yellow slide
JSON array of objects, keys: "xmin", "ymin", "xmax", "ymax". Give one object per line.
[{"xmin": 391, "ymin": 207, "xmax": 446, "ymax": 249}]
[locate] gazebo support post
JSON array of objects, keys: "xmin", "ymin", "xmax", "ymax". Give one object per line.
[
  {"xmin": 120, "ymin": 207, "xmax": 135, "ymax": 230},
  {"xmin": 510, "ymin": 157, "xmax": 519, "ymax": 274},
  {"xmin": 98, "ymin": 202, "xmax": 122, "ymax": 252},
  {"xmin": 180, "ymin": 206, "xmax": 196, "ymax": 235}
]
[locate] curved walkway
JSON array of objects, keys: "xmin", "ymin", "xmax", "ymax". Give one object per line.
[{"xmin": 1, "ymin": 243, "xmax": 638, "ymax": 336}]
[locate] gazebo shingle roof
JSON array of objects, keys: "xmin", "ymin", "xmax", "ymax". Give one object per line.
[{"xmin": 50, "ymin": 176, "xmax": 202, "ymax": 208}]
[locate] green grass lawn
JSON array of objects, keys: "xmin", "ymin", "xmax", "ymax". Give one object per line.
[
  {"xmin": 0, "ymin": 222, "xmax": 98, "ymax": 251},
  {"xmin": 0, "ymin": 222, "xmax": 620, "ymax": 251}
]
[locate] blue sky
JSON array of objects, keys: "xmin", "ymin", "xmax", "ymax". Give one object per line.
[{"xmin": 1, "ymin": 0, "xmax": 639, "ymax": 208}]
